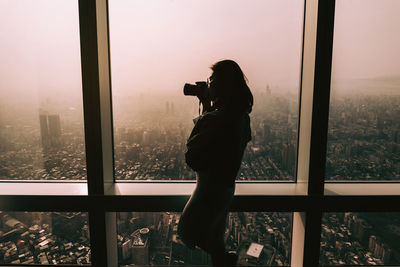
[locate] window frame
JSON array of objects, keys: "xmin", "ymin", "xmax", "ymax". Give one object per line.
[{"xmin": 1, "ymin": 0, "xmax": 400, "ymax": 266}]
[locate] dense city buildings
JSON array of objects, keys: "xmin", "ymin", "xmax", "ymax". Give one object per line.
[
  {"xmin": 3, "ymin": 92, "xmax": 398, "ymax": 183},
  {"xmin": 0, "ymin": 212, "xmax": 90, "ymax": 265},
  {"xmin": 320, "ymin": 212, "xmax": 400, "ymax": 265},
  {"xmin": 0, "ymin": 88, "xmax": 299, "ymax": 181},
  {"xmin": 0, "ymin": 100, "xmax": 87, "ymax": 180},
  {"xmin": 1, "ymin": 87, "xmax": 399, "ymax": 266},
  {"xmin": 113, "ymin": 89, "xmax": 298, "ymax": 181},
  {"xmin": 117, "ymin": 212, "xmax": 292, "ymax": 266},
  {"xmin": 326, "ymin": 95, "xmax": 400, "ymax": 180}
]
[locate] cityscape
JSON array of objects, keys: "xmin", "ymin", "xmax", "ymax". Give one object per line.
[
  {"xmin": 1, "ymin": 0, "xmax": 400, "ymax": 264},
  {"xmin": 117, "ymin": 212, "xmax": 292, "ymax": 266},
  {"xmin": 326, "ymin": 94, "xmax": 400, "ymax": 180},
  {"xmin": 0, "ymin": 88, "xmax": 299, "ymax": 181},
  {"xmin": 0, "ymin": 99, "xmax": 87, "ymax": 180},
  {"xmin": 113, "ymin": 88, "xmax": 298, "ymax": 181},
  {"xmin": 0, "ymin": 211, "xmax": 90, "ymax": 265},
  {"xmin": 0, "ymin": 85, "xmax": 400, "ymax": 266},
  {"xmin": 320, "ymin": 212, "xmax": 400, "ymax": 266},
  {"xmin": 1, "ymin": 89, "xmax": 399, "ymax": 182}
]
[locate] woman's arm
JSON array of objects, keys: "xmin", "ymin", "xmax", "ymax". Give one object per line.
[{"xmin": 185, "ymin": 112, "xmax": 224, "ymax": 172}]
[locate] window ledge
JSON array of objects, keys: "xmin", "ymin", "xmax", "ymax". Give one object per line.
[
  {"xmin": 3, "ymin": 181, "xmax": 399, "ymax": 196},
  {"xmin": 325, "ymin": 183, "xmax": 400, "ymax": 195},
  {"xmin": 106, "ymin": 182, "xmax": 309, "ymax": 196},
  {"xmin": 0, "ymin": 181, "xmax": 88, "ymax": 195}
]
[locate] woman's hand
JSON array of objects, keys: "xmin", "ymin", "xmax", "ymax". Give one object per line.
[{"xmin": 195, "ymin": 85, "xmax": 211, "ymax": 113}]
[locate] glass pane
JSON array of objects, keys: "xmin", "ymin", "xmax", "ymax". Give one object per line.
[
  {"xmin": 0, "ymin": 1, "xmax": 86, "ymax": 180},
  {"xmin": 326, "ymin": 0, "xmax": 400, "ymax": 181},
  {"xmin": 320, "ymin": 212, "xmax": 400, "ymax": 266},
  {"xmin": 117, "ymin": 212, "xmax": 292, "ymax": 266},
  {"xmin": 109, "ymin": 0, "xmax": 303, "ymax": 181},
  {"xmin": 0, "ymin": 211, "xmax": 91, "ymax": 265}
]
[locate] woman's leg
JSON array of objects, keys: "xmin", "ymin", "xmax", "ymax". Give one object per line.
[
  {"xmin": 207, "ymin": 209, "xmax": 229, "ymax": 266},
  {"xmin": 197, "ymin": 207, "xmax": 228, "ymax": 252},
  {"xmin": 178, "ymin": 186, "xmax": 233, "ymax": 249},
  {"xmin": 178, "ymin": 181, "xmax": 234, "ymax": 267},
  {"xmin": 177, "ymin": 186, "xmax": 202, "ymax": 249}
]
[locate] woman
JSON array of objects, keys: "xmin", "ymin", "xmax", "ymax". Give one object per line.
[{"xmin": 177, "ymin": 59, "xmax": 253, "ymax": 267}]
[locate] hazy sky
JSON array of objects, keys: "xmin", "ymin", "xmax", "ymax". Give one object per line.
[
  {"xmin": 109, "ymin": 0, "xmax": 304, "ymax": 96},
  {"xmin": 0, "ymin": 0, "xmax": 82, "ymax": 104},
  {"xmin": 332, "ymin": 0, "xmax": 400, "ymax": 82},
  {"xmin": 0, "ymin": 0, "xmax": 399, "ymax": 103}
]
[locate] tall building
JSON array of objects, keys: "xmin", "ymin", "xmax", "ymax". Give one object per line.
[
  {"xmin": 39, "ymin": 114, "xmax": 62, "ymax": 150},
  {"xmin": 165, "ymin": 101, "xmax": 170, "ymax": 114},
  {"xmin": 281, "ymin": 142, "xmax": 295, "ymax": 171},
  {"xmin": 131, "ymin": 228, "xmax": 149, "ymax": 265},
  {"xmin": 121, "ymin": 239, "xmax": 132, "ymax": 261},
  {"xmin": 48, "ymin": 115, "xmax": 61, "ymax": 139},
  {"xmin": 52, "ymin": 212, "xmax": 85, "ymax": 240},
  {"xmin": 369, "ymin": 235, "xmax": 377, "ymax": 251},
  {"xmin": 39, "ymin": 114, "xmax": 49, "ymax": 150}
]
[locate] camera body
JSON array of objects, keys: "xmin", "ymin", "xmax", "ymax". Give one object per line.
[{"xmin": 183, "ymin": 81, "xmax": 208, "ymax": 99}]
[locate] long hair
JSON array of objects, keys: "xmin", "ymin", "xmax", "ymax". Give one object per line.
[{"xmin": 211, "ymin": 60, "xmax": 253, "ymax": 113}]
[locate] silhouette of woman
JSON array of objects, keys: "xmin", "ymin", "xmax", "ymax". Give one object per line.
[{"xmin": 178, "ymin": 60, "xmax": 253, "ymax": 267}]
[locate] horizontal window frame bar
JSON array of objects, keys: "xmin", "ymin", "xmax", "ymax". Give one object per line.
[
  {"xmin": 0, "ymin": 265, "xmax": 89, "ymax": 267},
  {"xmin": 0, "ymin": 180, "xmax": 87, "ymax": 183},
  {"xmin": 1, "ymin": 195, "xmax": 399, "ymax": 212},
  {"xmin": 319, "ymin": 266, "xmax": 399, "ymax": 267}
]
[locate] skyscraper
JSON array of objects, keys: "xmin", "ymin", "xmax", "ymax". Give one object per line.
[
  {"xmin": 131, "ymin": 228, "xmax": 149, "ymax": 265},
  {"xmin": 39, "ymin": 114, "xmax": 62, "ymax": 150},
  {"xmin": 51, "ymin": 212, "xmax": 85, "ymax": 240},
  {"xmin": 39, "ymin": 114, "xmax": 49, "ymax": 150}
]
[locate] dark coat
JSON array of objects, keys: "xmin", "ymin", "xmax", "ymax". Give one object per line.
[{"xmin": 185, "ymin": 108, "xmax": 251, "ymax": 187}]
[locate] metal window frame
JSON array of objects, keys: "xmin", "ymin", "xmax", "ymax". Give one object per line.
[{"xmin": 1, "ymin": 0, "xmax": 400, "ymax": 267}]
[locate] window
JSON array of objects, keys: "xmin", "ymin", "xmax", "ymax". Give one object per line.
[
  {"xmin": 117, "ymin": 212, "xmax": 292, "ymax": 266},
  {"xmin": 0, "ymin": 211, "xmax": 90, "ymax": 265},
  {"xmin": 0, "ymin": 0, "xmax": 399, "ymax": 267},
  {"xmin": 0, "ymin": 0, "xmax": 87, "ymax": 181},
  {"xmin": 320, "ymin": 212, "xmax": 400, "ymax": 266},
  {"xmin": 326, "ymin": 0, "xmax": 400, "ymax": 181},
  {"xmin": 109, "ymin": 0, "xmax": 304, "ymax": 181}
]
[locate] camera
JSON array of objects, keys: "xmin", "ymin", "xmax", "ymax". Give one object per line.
[{"xmin": 183, "ymin": 81, "xmax": 209, "ymax": 99}]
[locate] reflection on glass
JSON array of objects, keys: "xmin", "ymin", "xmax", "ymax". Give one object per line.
[
  {"xmin": 320, "ymin": 212, "xmax": 400, "ymax": 266},
  {"xmin": 109, "ymin": 0, "xmax": 303, "ymax": 181},
  {"xmin": 117, "ymin": 212, "xmax": 292, "ymax": 266},
  {"xmin": 0, "ymin": 211, "xmax": 90, "ymax": 265},
  {"xmin": 0, "ymin": 1, "xmax": 86, "ymax": 180},
  {"xmin": 326, "ymin": 0, "xmax": 400, "ymax": 181}
]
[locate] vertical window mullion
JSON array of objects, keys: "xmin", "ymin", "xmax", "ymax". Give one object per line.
[
  {"xmin": 307, "ymin": 0, "xmax": 335, "ymax": 196},
  {"xmin": 78, "ymin": 0, "xmax": 116, "ymax": 266},
  {"xmin": 303, "ymin": 0, "xmax": 336, "ymax": 266},
  {"xmin": 79, "ymin": 1, "xmax": 114, "ymax": 196}
]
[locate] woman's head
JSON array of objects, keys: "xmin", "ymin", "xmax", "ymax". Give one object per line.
[{"xmin": 209, "ymin": 60, "xmax": 253, "ymax": 113}]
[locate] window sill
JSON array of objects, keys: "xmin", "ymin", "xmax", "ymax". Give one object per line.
[
  {"xmin": 325, "ymin": 183, "xmax": 400, "ymax": 195},
  {"xmin": 0, "ymin": 181, "xmax": 88, "ymax": 195},
  {"xmin": 106, "ymin": 181, "xmax": 309, "ymax": 196},
  {"xmin": 2, "ymin": 181, "xmax": 399, "ymax": 196}
]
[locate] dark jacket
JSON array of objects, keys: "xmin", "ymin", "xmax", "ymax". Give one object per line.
[{"xmin": 185, "ymin": 108, "xmax": 251, "ymax": 187}]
